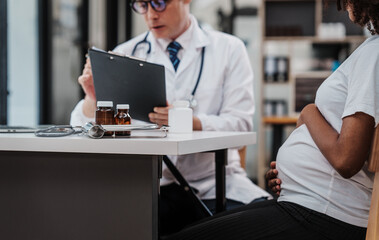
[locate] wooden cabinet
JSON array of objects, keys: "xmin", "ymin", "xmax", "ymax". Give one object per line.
[{"xmin": 257, "ymin": 0, "xmax": 367, "ymax": 187}]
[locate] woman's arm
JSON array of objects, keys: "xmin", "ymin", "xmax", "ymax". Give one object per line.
[{"xmin": 299, "ymin": 104, "xmax": 375, "ymax": 178}]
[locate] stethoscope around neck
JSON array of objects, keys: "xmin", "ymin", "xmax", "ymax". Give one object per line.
[{"xmin": 131, "ymin": 31, "xmax": 205, "ymax": 109}]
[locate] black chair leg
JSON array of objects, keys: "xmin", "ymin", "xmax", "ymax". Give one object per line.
[{"xmin": 162, "ymin": 155, "xmax": 213, "ymax": 217}]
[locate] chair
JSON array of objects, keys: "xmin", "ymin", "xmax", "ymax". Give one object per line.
[
  {"xmin": 162, "ymin": 146, "xmax": 247, "ymax": 221},
  {"xmin": 366, "ymin": 127, "xmax": 379, "ymax": 239},
  {"xmin": 238, "ymin": 146, "xmax": 247, "ymax": 169},
  {"xmin": 162, "ymin": 156, "xmax": 213, "ymax": 218}
]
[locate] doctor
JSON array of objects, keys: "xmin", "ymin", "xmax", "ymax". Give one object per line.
[{"xmin": 70, "ymin": 0, "xmax": 270, "ymax": 235}]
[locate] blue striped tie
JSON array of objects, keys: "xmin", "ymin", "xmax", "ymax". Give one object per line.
[{"xmin": 167, "ymin": 41, "xmax": 182, "ymax": 72}]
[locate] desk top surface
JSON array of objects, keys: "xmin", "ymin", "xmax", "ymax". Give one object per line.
[{"xmin": 0, "ymin": 131, "xmax": 256, "ymax": 155}]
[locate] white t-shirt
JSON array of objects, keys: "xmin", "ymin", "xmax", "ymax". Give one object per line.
[{"xmin": 277, "ymin": 35, "xmax": 379, "ymax": 228}]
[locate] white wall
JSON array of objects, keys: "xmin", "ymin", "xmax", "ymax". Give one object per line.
[
  {"xmin": 132, "ymin": 11, "xmax": 148, "ymax": 37},
  {"xmin": 8, "ymin": 0, "xmax": 39, "ymax": 126}
]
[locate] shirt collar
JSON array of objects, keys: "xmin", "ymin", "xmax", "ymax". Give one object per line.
[
  {"xmin": 155, "ymin": 15, "xmax": 196, "ymax": 52},
  {"xmin": 151, "ymin": 15, "xmax": 210, "ymax": 54}
]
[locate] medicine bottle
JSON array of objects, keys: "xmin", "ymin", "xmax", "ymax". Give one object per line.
[
  {"xmin": 95, "ymin": 101, "xmax": 114, "ymax": 136},
  {"xmin": 168, "ymin": 100, "xmax": 193, "ymax": 133},
  {"xmin": 115, "ymin": 104, "xmax": 132, "ymax": 136}
]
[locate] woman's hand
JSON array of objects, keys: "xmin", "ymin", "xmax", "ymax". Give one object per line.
[{"xmin": 266, "ymin": 161, "xmax": 281, "ymax": 196}]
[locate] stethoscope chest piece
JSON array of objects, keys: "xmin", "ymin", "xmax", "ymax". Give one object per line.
[
  {"xmin": 82, "ymin": 122, "xmax": 105, "ymax": 139},
  {"xmin": 188, "ymin": 97, "xmax": 198, "ymax": 109}
]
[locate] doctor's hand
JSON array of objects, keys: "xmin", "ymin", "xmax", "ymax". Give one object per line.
[
  {"xmin": 78, "ymin": 58, "xmax": 96, "ymax": 101},
  {"xmin": 78, "ymin": 57, "xmax": 97, "ymax": 118},
  {"xmin": 149, "ymin": 106, "xmax": 171, "ymax": 126},
  {"xmin": 266, "ymin": 161, "xmax": 281, "ymax": 196},
  {"xmin": 149, "ymin": 106, "xmax": 203, "ymax": 130}
]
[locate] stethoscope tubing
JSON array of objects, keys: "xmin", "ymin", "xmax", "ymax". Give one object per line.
[{"xmin": 131, "ymin": 32, "xmax": 151, "ymax": 56}]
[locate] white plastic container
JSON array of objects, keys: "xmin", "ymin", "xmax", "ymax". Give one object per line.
[{"xmin": 168, "ymin": 100, "xmax": 193, "ymax": 133}]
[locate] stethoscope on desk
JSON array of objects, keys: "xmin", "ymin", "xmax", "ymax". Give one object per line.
[
  {"xmin": 131, "ymin": 31, "xmax": 205, "ymax": 109},
  {"xmin": 34, "ymin": 123, "xmax": 105, "ymax": 138},
  {"xmin": 34, "ymin": 122, "xmax": 166, "ymax": 138}
]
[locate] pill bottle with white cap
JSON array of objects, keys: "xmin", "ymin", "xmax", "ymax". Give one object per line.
[
  {"xmin": 115, "ymin": 104, "xmax": 132, "ymax": 136},
  {"xmin": 95, "ymin": 101, "xmax": 114, "ymax": 136},
  {"xmin": 168, "ymin": 100, "xmax": 193, "ymax": 133}
]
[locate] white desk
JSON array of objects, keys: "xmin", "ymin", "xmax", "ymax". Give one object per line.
[{"xmin": 0, "ymin": 131, "xmax": 256, "ymax": 240}]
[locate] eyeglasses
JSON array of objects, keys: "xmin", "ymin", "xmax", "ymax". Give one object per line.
[{"xmin": 131, "ymin": 0, "xmax": 169, "ymax": 14}]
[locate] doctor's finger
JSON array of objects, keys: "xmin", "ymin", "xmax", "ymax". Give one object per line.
[
  {"xmin": 78, "ymin": 74, "xmax": 92, "ymax": 84},
  {"xmin": 83, "ymin": 59, "xmax": 91, "ymax": 71},
  {"xmin": 148, "ymin": 117, "xmax": 167, "ymax": 126},
  {"xmin": 154, "ymin": 119, "xmax": 168, "ymax": 126},
  {"xmin": 149, "ymin": 113, "xmax": 168, "ymax": 124},
  {"xmin": 78, "ymin": 75, "xmax": 87, "ymax": 85},
  {"xmin": 108, "ymin": 51, "xmax": 124, "ymax": 57},
  {"xmin": 153, "ymin": 106, "xmax": 170, "ymax": 114},
  {"xmin": 78, "ymin": 75, "xmax": 94, "ymax": 91},
  {"xmin": 83, "ymin": 67, "xmax": 93, "ymax": 76},
  {"xmin": 149, "ymin": 112, "xmax": 168, "ymax": 121},
  {"xmin": 85, "ymin": 57, "xmax": 91, "ymax": 66}
]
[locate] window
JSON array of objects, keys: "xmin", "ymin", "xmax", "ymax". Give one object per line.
[
  {"xmin": 0, "ymin": 0, "xmax": 7, "ymax": 124},
  {"xmin": 7, "ymin": 0, "xmax": 39, "ymax": 125}
]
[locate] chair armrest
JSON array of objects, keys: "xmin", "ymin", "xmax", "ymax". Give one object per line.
[
  {"xmin": 368, "ymin": 127, "xmax": 379, "ymax": 173},
  {"xmin": 238, "ymin": 146, "xmax": 247, "ymax": 169}
]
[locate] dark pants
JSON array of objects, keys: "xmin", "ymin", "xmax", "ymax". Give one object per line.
[
  {"xmin": 161, "ymin": 199, "xmax": 367, "ymax": 240},
  {"xmin": 159, "ymin": 183, "xmax": 245, "ymax": 236}
]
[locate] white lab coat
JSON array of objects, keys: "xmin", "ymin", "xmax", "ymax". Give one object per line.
[{"xmin": 71, "ymin": 15, "xmax": 270, "ymax": 203}]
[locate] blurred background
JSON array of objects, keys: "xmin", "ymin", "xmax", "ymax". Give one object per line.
[{"xmin": 0, "ymin": 0, "xmax": 367, "ymax": 187}]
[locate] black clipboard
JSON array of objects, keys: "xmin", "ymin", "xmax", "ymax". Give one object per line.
[{"xmin": 89, "ymin": 48, "xmax": 167, "ymax": 122}]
